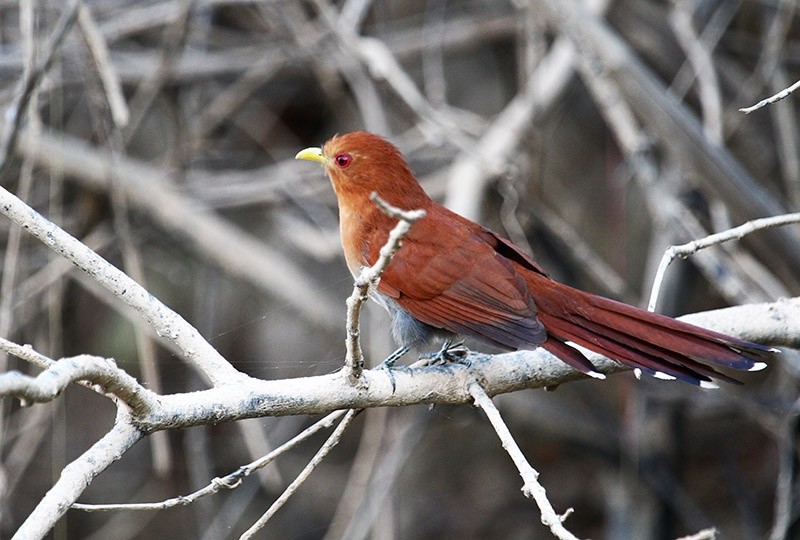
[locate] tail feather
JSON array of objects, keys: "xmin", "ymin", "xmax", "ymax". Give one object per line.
[
  {"xmin": 535, "ymin": 281, "xmax": 772, "ymax": 384},
  {"xmin": 542, "ymin": 337, "xmax": 605, "ymax": 377},
  {"xmin": 540, "ymin": 309, "xmax": 739, "ymax": 385},
  {"xmin": 583, "ymin": 294, "xmax": 773, "ymax": 367}
]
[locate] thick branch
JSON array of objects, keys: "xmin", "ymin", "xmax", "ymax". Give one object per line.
[
  {"xmin": 0, "ymin": 179, "xmax": 244, "ymax": 386},
  {"xmin": 12, "ymin": 414, "xmax": 143, "ymax": 540},
  {"xmin": 0, "ymin": 352, "xmax": 158, "ymax": 416},
  {"xmin": 129, "ymin": 299, "xmax": 796, "ymax": 432}
]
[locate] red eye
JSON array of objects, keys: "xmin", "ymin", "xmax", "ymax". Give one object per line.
[{"xmin": 334, "ymin": 153, "xmax": 352, "ymax": 168}]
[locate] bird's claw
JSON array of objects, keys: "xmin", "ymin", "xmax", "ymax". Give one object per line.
[
  {"xmin": 378, "ymin": 346, "xmax": 410, "ymax": 394},
  {"xmin": 419, "ymin": 340, "xmax": 469, "ymax": 366}
]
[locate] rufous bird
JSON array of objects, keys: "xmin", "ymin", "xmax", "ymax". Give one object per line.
[{"xmin": 296, "ymin": 131, "xmax": 773, "ymax": 385}]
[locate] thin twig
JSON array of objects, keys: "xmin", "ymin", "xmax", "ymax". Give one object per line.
[
  {"xmin": 0, "ymin": 0, "xmax": 80, "ymax": 180},
  {"xmin": 740, "ymin": 78, "xmax": 800, "ymax": 114},
  {"xmin": 468, "ymin": 381, "xmax": 580, "ymax": 540},
  {"xmin": 77, "ymin": 3, "xmax": 130, "ymax": 127},
  {"xmin": 73, "ymin": 410, "xmax": 348, "ymax": 512},
  {"xmin": 648, "ymin": 213, "xmax": 800, "ymax": 312},
  {"xmin": 676, "ymin": 528, "xmax": 718, "ymax": 540},
  {"xmin": 240, "ymin": 409, "xmax": 360, "ymax": 539},
  {"xmin": 344, "ymin": 193, "xmax": 425, "ymax": 380}
]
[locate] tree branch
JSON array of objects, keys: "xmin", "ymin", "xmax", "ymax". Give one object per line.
[
  {"xmin": 12, "ymin": 412, "xmax": 143, "ymax": 540},
  {"xmin": 648, "ymin": 213, "xmax": 800, "ymax": 311},
  {"xmin": 125, "ymin": 298, "xmax": 795, "ymax": 431},
  {"xmin": 240, "ymin": 409, "xmax": 359, "ymax": 538},
  {"xmin": 344, "ymin": 194, "xmax": 425, "ymax": 379},
  {"xmin": 72, "ymin": 410, "xmax": 348, "ymax": 512},
  {"xmin": 0, "ymin": 348, "xmax": 158, "ymax": 415},
  {"xmin": 739, "ymin": 78, "xmax": 800, "ymax": 114},
  {"xmin": 469, "ymin": 381, "xmax": 579, "ymax": 540},
  {"xmin": 0, "ymin": 176, "xmax": 244, "ymax": 386}
]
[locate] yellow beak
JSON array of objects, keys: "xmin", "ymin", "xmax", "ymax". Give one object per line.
[{"xmin": 295, "ymin": 147, "xmax": 326, "ymax": 164}]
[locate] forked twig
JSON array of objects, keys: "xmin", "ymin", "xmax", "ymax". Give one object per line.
[
  {"xmin": 648, "ymin": 213, "xmax": 800, "ymax": 312},
  {"xmin": 240, "ymin": 409, "xmax": 360, "ymax": 539},
  {"xmin": 344, "ymin": 193, "xmax": 425, "ymax": 380},
  {"xmin": 73, "ymin": 410, "xmax": 348, "ymax": 512}
]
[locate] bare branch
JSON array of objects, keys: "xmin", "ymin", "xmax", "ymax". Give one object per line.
[
  {"xmin": 13, "ymin": 414, "xmax": 143, "ymax": 539},
  {"xmin": 240, "ymin": 409, "xmax": 359, "ymax": 538},
  {"xmin": 0, "ymin": 180, "xmax": 243, "ymax": 386},
  {"xmin": 72, "ymin": 410, "xmax": 348, "ymax": 512},
  {"xmin": 740, "ymin": 78, "xmax": 800, "ymax": 114},
  {"xmin": 0, "ymin": 342, "xmax": 158, "ymax": 415},
  {"xmin": 469, "ymin": 381, "xmax": 579, "ymax": 540},
  {"xmin": 123, "ymin": 299, "xmax": 796, "ymax": 433},
  {"xmin": 648, "ymin": 213, "xmax": 800, "ymax": 312},
  {"xmin": 344, "ymin": 194, "xmax": 425, "ymax": 379},
  {"xmin": 676, "ymin": 528, "xmax": 718, "ymax": 540}
]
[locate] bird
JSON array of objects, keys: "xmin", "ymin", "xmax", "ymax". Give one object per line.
[{"xmin": 295, "ymin": 131, "xmax": 773, "ymax": 386}]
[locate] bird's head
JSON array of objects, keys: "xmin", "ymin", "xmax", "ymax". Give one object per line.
[{"xmin": 295, "ymin": 131, "xmax": 428, "ymax": 208}]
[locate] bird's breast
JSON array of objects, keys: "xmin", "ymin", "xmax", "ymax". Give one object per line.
[{"xmin": 338, "ymin": 204, "xmax": 380, "ymax": 276}]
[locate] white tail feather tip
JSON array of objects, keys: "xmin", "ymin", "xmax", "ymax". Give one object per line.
[
  {"xmin": 653, "ymin": 372, "xmax": 677, "ymax": 381},
  {"xmin": 633, "ymin": 368, "xmax": 642, "ymax": 380},
  {"xmin": 700, "ymin": 380, "xmax": 720, "ymax": 389},
  {"xmin": 748, "ymin": 362, "xmax": 768, "ymax": 372},
  {"xmin": 586, "ymin": 371, "xmax": 606, "ymax": 380}
]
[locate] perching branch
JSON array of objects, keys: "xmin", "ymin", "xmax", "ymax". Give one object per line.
[{"xmin": 2, "ymin": 299, "xmax": 794, "ymax": 430}]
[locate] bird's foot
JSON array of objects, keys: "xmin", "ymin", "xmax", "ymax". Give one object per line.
[
  {"xmin": 378, "ymin": 346, "xmax": 410, "ymax": 393},
  {"xmin": 418, "ymin": 340, "xmax": 469, "ymax": 366}
]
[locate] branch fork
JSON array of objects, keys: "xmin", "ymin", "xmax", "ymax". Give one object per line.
[{"xmin": 343, "ymin": 192, "xmax": 425, "ymax": 381}]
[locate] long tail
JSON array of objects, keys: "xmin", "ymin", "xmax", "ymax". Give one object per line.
[{"xmin": 533, "ymin": 280, "xmax": 773, "ymax": 386}]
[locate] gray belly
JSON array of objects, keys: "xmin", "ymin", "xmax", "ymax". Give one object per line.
[{"xmin": 371, "ymin": 291, "xmax": 454, "ymax": 348}]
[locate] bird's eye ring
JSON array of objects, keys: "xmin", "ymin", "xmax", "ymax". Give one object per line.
[{"xmin": 334, "ymin": 153, "xmax": 352, "ymax": 168}]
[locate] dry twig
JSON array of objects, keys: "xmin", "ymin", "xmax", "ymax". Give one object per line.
[
  {"xmin": 344, "ymin": 193, "xmax": 425, "ymax": 379},
  {"xmin": 469, "ymin": 381, "xmax": 579, "ymax": 540}
]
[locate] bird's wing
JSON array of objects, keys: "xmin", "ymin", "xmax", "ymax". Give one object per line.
[{"xmin": 376, "ymin": 214, "xmax": 547, "ymax": 349}]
